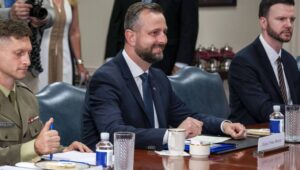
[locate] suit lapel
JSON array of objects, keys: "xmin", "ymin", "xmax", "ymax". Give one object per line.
[
  {"xmin": 149, "ymin": 70, "xmax": 167, "ymax": 128},
  {"xmin": 255, "ymin": 38, "xmax": 282, "ymax": 98},
  {"xmin": 116, "ymin": 54, "xmax": 152, "ymax": 124}
]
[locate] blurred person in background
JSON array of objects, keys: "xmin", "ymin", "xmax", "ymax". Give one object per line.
[
  {"xmin": 4, "ymin": 0, "xmax": 89, "ymax": 92},
  {"xmin": 38, "ymin": 0, "xmax": 89, "ymax": 91}
]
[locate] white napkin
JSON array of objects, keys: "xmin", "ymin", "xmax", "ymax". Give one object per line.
[{"xmin": 155, "ymin": 150, "xmax": 190, "ymax": 156}]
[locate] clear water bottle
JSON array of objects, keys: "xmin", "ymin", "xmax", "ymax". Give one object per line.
[
  {"xmin": 269, "ymin": 105, "xmax": 284, "ymax": 134},
  {"xmin": 96, "ymin": 132, "xmax": 113, "ymax": 168}
]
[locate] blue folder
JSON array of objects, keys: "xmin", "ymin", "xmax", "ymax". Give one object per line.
[{"xmin": 184, "ymin": 143, "xmax": 236, "ymax": 153}]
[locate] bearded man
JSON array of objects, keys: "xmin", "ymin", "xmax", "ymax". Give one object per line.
[
  {"xmin": 82, "ymin": 2, "xmax": 246, "ymax": 151},
  {"xmin": 228, "ymin": 0, "xmax": 300, "ymax": 125}
]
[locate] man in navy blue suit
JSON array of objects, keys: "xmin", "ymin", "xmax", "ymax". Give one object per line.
[
  {"xmin": 83, "ymin": 2, "xmax": 246, "ymax": 151},
  {"xmin": 229, "ymin": 0, "xmax": 300, "ymax": 125}
]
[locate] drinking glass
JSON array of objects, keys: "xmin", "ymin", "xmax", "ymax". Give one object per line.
[
  {"xmin": 114, "ymin": 132, "xmax": 135, "ymax": 170},
  {"xmin": 285, "ymin": 105, "xmax": 300, "ymax": 142}
]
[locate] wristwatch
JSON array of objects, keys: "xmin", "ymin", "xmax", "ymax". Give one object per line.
[{"xmin": 76, "ymin": 59, "xmax": 84, "ymax": 65}]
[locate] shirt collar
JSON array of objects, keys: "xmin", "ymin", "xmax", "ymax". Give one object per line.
[
  {"xmin": 0, "ymin": 84, "xmax": 16, "ymax": 98},
  {"xmin": 122, "ymin": 50, "xmax": 148, "ymax": 78},
  {"xmin": 259, "ymin": 34, "xmax": 282, "ymax": 65}
]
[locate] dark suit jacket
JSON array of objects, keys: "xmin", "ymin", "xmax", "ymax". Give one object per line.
[
  {"xmin": 228, "ymin": 37, "xmax": 300, "ymax": 125},
  {"xmin": 104, "ymin": 0, "xmax": 199, "ymax": 75},
  {"xmin": 82, "ymin": 52, "xmax": 223, "ymax": 150}
]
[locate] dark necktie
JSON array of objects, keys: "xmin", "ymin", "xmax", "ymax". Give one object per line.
[
  {"xmin": 276, "ymin": 57, "xmax": 288, "ymax": 104},
  {"xmin": 140, "ymin": 73, "xmax": 154, "ymax": 128}
]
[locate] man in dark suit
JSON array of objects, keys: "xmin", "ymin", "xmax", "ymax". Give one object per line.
[
  {"xmin": 83, "ymin": 2, "xmax": 245, "ymax": 151},
  {"xmin": 229, "ymin": 0, "xmax": 300, "ymax": 125},
  {"xmin": 104, "ymin": 0, "xmax": 198, "ymax": 75}
]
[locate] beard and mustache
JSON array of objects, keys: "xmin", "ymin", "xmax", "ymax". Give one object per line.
[
  {"xmin": 135, "ymin": 43, "xmax": 165, "ymax": 64},
  {"xmin": 266, "ymin": 24, "xmax": 293, "ymax": 43}
]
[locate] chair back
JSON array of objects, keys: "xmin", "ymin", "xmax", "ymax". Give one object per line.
[
  {"xmin": 296, "ymin": 56, "xmax": 300, "ymax": 71},
  {"xmin": 36, "ymin": 82, "xmax": 86, "ymax": 146},
  {"xmin": 168, "ymin": 66, "xmax": 230, "ymax": 118}
]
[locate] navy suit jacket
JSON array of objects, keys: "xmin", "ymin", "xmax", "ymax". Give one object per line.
[
  {"xmin": 104, "ymin": 0, "xmax": 199, "ymax": 75},
  {"xmin": 229, "ymin": 37, "xmax": 300, "ymax": 125},
  {"xmin": 82, "ymin": 52, "xmax": 223, "ymax": 150}
]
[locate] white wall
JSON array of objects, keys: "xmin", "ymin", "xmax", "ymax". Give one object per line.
[
  {"xmin": 78, "ymin": 0, "xmax": 299, "ymax": 72},
  {"xmin": 197, "ymin": 0, "xmax": 260, "ymax": 53},
  {"xmin": 78, "ymin": 0, "xmax": 113, "ymax": 71}
]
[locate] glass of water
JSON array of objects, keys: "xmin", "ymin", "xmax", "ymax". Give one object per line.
[
  {"xmin": 285, "ymin": 105, "xmax": 300, "ymax": 142},
  {"xmin": 114, "ymin": 132, "xmax": 135, "ymax": 170}
]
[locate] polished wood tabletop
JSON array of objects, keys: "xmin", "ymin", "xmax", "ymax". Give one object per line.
[{"xmin": 133, "ymin": 124, "xmax": 300, "ymax": 170}]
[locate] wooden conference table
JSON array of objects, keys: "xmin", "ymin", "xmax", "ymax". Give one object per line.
[{"xmin": 133, "ymin": 124, "xmax": 300, "ymax": 170}]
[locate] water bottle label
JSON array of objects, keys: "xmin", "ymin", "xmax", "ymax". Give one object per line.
[
  {"xmin": 270, "ymin": 119, "xmax": 284, "ymax": 133},
  {"xmin": 96, "ymin": 150, "xmax": 113, "ymax": 167}
]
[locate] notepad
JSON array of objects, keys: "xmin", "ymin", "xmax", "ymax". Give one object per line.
[{"xmin": 42, "ymin": 151, "xmax": 96, "ymax": 166}]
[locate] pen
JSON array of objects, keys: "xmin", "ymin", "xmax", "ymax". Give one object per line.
[{"xmin": 50, "ymin": 122, "xmax": 54, "ymax": 160}]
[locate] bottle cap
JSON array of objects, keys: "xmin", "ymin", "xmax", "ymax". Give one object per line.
[
  {"xmin": 101, "ymin": 132, "xmax": 110, "ymax": 140},
  {"xmin": 273, "ymin": 105, "xmax": 280, "ymax": 112}
]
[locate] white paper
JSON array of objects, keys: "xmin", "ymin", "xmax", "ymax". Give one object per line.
[
  {"xmin": 186, "ymin": 135, "xmax": 230, "ymax": 144},
  {"xmin": 42, "ymin": 151, "xmax": 96, "ymax": 166},
  {"xmin": 257, "ymin": 133, "xmax": 285, "ymax": 152}
]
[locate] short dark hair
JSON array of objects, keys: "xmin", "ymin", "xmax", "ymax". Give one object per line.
[
  {"xmin": 0, "ymin": 19, "xmax": 32, "ymax": 40},
  {"xmin": 124, "ymin": 2, "xmax": 163, "ymax": 31},
  {"xmin": 259, "ymin": 0, "xmax": 295, "ymax": 17}
]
